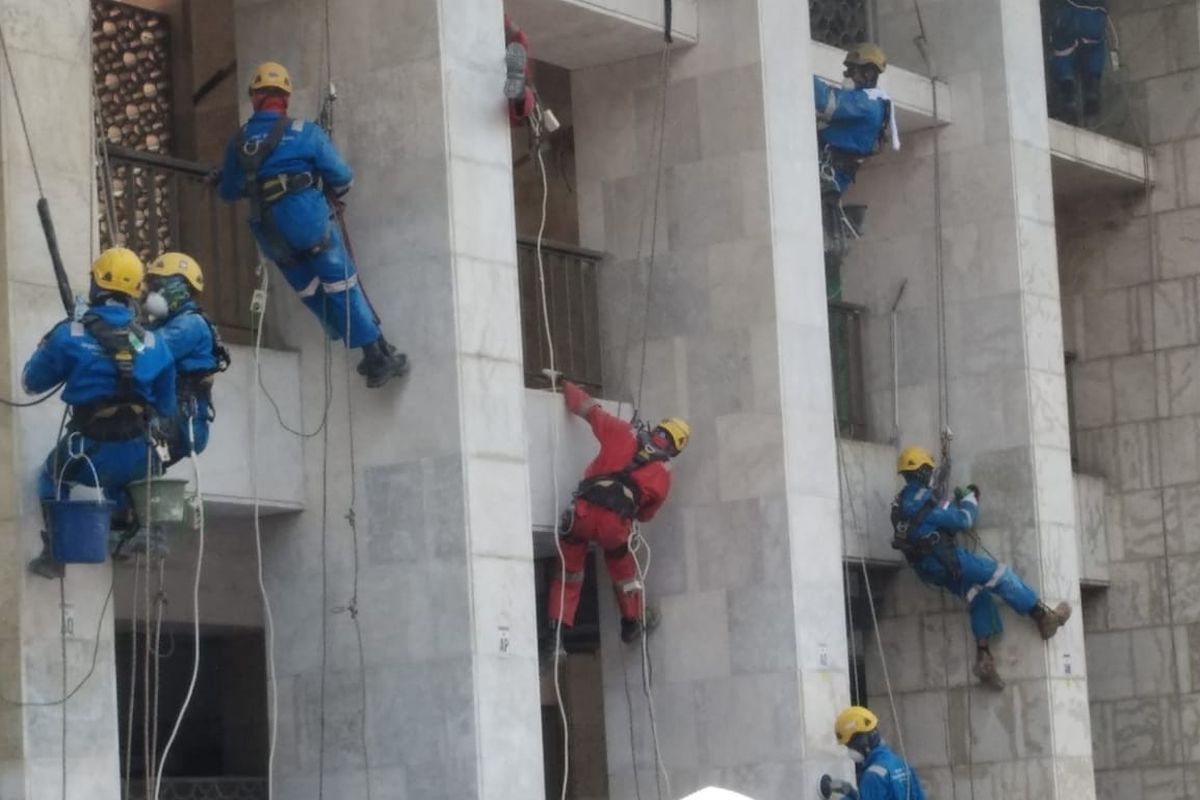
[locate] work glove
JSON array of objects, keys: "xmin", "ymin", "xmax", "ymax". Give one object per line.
[
  {"xmin": 562, "ymin": 380, "xmax": 591, "ymax": 416},
  {"xmin": 954, "ymin": 484, "xmax": 981, "ymax": 503}
]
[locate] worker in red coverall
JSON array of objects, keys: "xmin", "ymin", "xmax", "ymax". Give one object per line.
[
  {"xmin": 549, "ymin": 381, "xmax": 691, "ymax": 644},
  {"xmin": 504, "ymin": 15, "xmax": 535, "ymax": 125}
]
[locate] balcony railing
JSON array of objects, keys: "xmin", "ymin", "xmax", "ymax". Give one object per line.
[
  {"xmin": 810, "ymin": 0, "xmax": 872, "ymax": 50},
  {"xmin": 103, "ymin": 145, "xmax": 259, "ymax": 343},
  {"xmin": 516, "ymin": 238, "xmax": 604, "ymax": 393},
  {"xmin": 124, "ymin": 778, "xmax": 267, "ymax": 800},
  {"xmin": 829, "ymin": 300, "xmax": 868, "ymax": 440}
]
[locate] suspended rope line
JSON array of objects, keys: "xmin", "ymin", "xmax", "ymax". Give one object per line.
[
  {"xmin": 629, "ymin": 527, "xmax": 668, "ymax": 800},
  {"xmin": 152, "ymin": 417, "xmax": 207, "ymax": 800},
  {"xmin": 834, "ymin": 435, "xmax": 912, "ymax": 800},
  {"xmin": 0, "ymin": 22, "xmax": 44, "ymax": 196},
  {"xmin": 250, "ymin": 263, "xmax": 280, "ymax": 800},
  {"xmin": 124, "ymin": 554, "xmax": 142, "ymax": 800}
]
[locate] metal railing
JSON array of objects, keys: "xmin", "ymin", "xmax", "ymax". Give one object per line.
[
  {"xmin": 516, "ymin": 238, "xmax": 604, "ymax": 392},
  {"xmin": 829, "ymin": 300, "xmax": 868, "ymax": 440},
  {"xmin": 103, "ymin": 145, "xmax": 259, "ymax": 343},
  {"xmin": 809, "ymin": 0, "xmax": 873, "ymax": 50}
]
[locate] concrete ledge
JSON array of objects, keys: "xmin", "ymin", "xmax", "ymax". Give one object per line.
[
  {"xmin": 812, "ymin": 42, "xmax": 952, "ymax": 132},
  {"xmin": 186, "ymin": 343, "xmax": 306, "ymax": 518},
  {"xmin": 503, "ymin": 0, "xmax": 697, "ymax": 69},
  {"xmin": 1073, "ymin": 471, "xmax": 1111, "ymax": 587},
  {"xmin": 1049, "ymin": 120, "xmax": 1150, "ymax": 197}
]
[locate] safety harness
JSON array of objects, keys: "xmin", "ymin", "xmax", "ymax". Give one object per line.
[
  {"xmin": 890, "ymin": 494, "xmax": 962, "ymax": 581},
  {"xmin": 176, "ymin": 309, "xmax": 232, "ymax": 422},
  {"xmin": 236, "ymin": 115, "xmax": 330, "ymax": 266},
  {"xmin": 69, "ymin": 313, "xmax": 150, "ymax": 441},
  {"xmin": 573, "ymin": 440, "xmax": 669, "ymax": 520}
]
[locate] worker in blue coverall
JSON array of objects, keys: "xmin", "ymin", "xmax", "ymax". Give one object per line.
[
  {"xmin": 218, "ymin": 61, "xmax": 408, "ymax": 389},
  {"xmin": 813, "ymin": 43, "xmax": 900, "ymax": 197},
  {"xmin": 24, "ymin": 248, "xmax": 176, "ymax": 578},
  {"xmin": 891, "ymin": 446, "xmax": 1072, "ymax": 690},
  {"xmin": 1049, "ymin": 0, "xmax": 1109, "ymax": 124},
  {"xmin": 820, "ymin": 705, "xmax": 926, "ymax": 800},
  {"xmin": 143, "ymin": 252, "xmax": 229, "ymax": 468}
]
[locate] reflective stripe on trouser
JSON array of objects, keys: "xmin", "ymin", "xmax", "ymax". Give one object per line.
[
  {"xmin": 37, "ymin": 435, "xmax": 158, "ymax": 516},
  {"xmin": 257, "ymin": 222, "xmax": 382, "ymax": 348},
  {"xmin": 914, "ymin": 548, "xmax": 1039, "ymax": 641},
  {"xmin": 606, "ymin": 547, "xmax": 644, "ymax": 621},
  {"xmin": 548, "ymin": 536, "xmax": 589, "ymax": 626}
]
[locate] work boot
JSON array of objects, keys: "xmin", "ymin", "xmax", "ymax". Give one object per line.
[
  {"xmin": 357, "ymin": 337, "xmax": 410, "ymax": 388},
  {"xmin": 973, "ymin": 647, "xmax": 1004, "ymax": 691},
  {"xmin": 503, "ymin": 41, "xmax": 528, "ymax": 100},
  {"xmin": 28, "ymin": 530, "xmax": 64, "ymax": 580},
  {"xmin": 620, "ymin": 606, "xmax": 661, "ymax": 644},
  {"xmin": 1032, "ymin": 601, "xmax": 1072, "ymax": 640}
]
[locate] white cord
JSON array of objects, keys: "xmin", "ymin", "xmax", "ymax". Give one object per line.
[
  {"xmin": 629, "ymin": 526, "xmax": 669, "ymax": 799},
  {"xmin": 251, "ymin": 264, "xmax": 279, "ymax": 800},
  {"xmin": 152, "ymin": 415, "xmax": 205, "ymax": 800},
  {"xmin": 533, "ymin": 141, "xmax": 571, "ymax": 800}
]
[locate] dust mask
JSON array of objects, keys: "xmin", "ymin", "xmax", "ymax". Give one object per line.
[
  {"xmin": 144, "ymin": 291, "xmax": 169, "ymax": 321},
  {"xmin": 841, "ymin": 77, "xmax": 857, "ymax": 90},
  {"xmin": 846, "ymin": 748, "xmax": 865, "ymax": 764}
]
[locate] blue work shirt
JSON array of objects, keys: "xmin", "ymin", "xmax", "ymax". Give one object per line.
[
  {"xmin": 150, "ymin": 301, "xmax": 217, "ymax": 376},
  {"xmin": 219, "ymin": 110, "xmax": 353, "ymax": 251},
  {"xmin": 23, "ymin": 304, "xmax": 176, "ymax": 418},
  {"xmin": 814, "ymin": 77, "xmax": 890, "ymax": 157},
  {"xmin": 858, "ymin": 743, "xmax": 927, "ymax": 800},
  {"xmin": 894, "ymin": 478, "xmax": 978, "ymax": 544}
]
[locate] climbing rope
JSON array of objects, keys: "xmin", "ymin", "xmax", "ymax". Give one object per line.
[
  {"xmin": 834, "ymin": 435, "xmax": 912, "ymax": 800},
  {"xmin": 629, "ymin": 527, "xmax": 669, "ymax": 800},
  {"xmin": 250, "ymin": 262, "xmax": 281, "ymax": 800},
  {"xmin": 152, "ymin": 416, "xmax": 207, "ymax": 800}
]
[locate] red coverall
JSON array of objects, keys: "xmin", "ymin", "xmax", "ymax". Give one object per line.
[
  {"xmin": 549, "ymin": 382, "xmax": 672, "ymax": 626},
  {"xmin": 505, "ymin": 15, "xmax": 535, "ymax": 125}
]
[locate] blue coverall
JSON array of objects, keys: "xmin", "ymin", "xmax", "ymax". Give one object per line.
[
  {"xmin": 813, "ymin": 77, "xmax": 889, "ymax": 194},
  {"xmin": 894, "ymin": 478, "xmax": 1040, "ymax": 641},
  {"xmin": 857, "ymin": 742, "xmax": 927, "ymax": 800},
  {"xmin": 150, "ymin": 300, "xmax": 217, "ymax": 466},
  {"xmin": 219, "ymin": 111, "xmax": 380, "ymax": 348},
  {"xmin": 24, "ymin": 305, "xmax": 176, "ymax": 514},
  {"xmin": 1050, "ymin": 0, "xmax": 1108, "ymax": 85}
]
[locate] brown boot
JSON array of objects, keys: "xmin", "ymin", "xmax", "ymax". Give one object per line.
[
  {"xmin": 973, "ymin": 647, "xmax": 1005, "ymax": 691},
  {"xmin": 1032, "ymin": 601, "xmax": 1072, "ymax": 640}
]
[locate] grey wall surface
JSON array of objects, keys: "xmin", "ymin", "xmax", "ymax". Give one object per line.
[
  {"xmin": 843, "ymin": 0, "xmax": 1095, "ymax": 797},
  {"xmin": 572, "ymin": 1, "xmax": 850, "ymax": 797},
  {"xmin": 234, "ymin": 0, "xmax": 543, "ymax": 797}
]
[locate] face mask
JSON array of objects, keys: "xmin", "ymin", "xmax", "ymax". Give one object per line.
[
  {"xmin": 144, "ymin": 291, "xmax": 169, "ymax": 321},
  {"xmin": 842, "ymin": 77, "xmax": 857, "ymax": 90},
  {"xmin": 846, "ymin": 748, "xmax": 865, "ymax": 764}
]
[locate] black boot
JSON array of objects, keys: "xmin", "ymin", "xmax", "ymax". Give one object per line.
[
  {"xmin": 620, "ymin": 607, "xmax": 661, "ymax": 643},
  {"xmin": 28, "ymin": 530, "xmax": 64, "ymax": 580},
  {"xmin": 357, "ymin": 337, "xmax": 409, "ymax": 388}
]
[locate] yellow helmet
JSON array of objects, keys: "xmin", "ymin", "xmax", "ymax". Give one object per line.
[
  {"xmin": 845, "ymin": 43, "xmax": 887, "ymax": 72},
  {"xmin": 90, "ymin": 247, "xmax": 145, "ymax": 299},
  {"xmin": 147, "ymin": 252, "xmax": 204, "ymax": 293},
  {"xmin": 835, "ymin": 705, "xmax": 879, "ymax": 746},
  {"xmin": 657, "ymin": 417, "xmax": 691, "ymax": 455},
  {"xmin": 249, "ymin": 61, "xmax": 292, "ymax": 95},
  {"xmin": 897, "ymin": 445, "xmax": 935, "ymax": 474}
]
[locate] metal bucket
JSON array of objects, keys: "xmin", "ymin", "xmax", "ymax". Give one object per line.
[{"xmin": 127, "ymin": 478, "xmax": 192, "ymax": 527}]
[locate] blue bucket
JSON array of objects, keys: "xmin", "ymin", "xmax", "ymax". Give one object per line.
[{"xmin": 46, "ymin": 499, "xmax": 112, "ymax": 564}]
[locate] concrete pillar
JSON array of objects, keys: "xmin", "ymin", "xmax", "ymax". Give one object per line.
[
  {"xmin": 1058, "ymin": 3, "xmax": 1200, "ymax": 797},
  {"xmin": 0, "ymin": 1, "xmax": 123, "ymax": 798},
  {"xmin": 843, "ymin": 0, "xmax": 1096, "ymax": 797},
  {"xmin": 233, "ymin": 0, "xmax": 543, "ymax": 797},
  {"xmin": 572, "ymin": 2, "xmax": 849, "ymax": 796}
]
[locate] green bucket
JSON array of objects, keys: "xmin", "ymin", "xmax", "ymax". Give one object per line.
[{"xmin": 127, "ymin": 478, "xmax": 193, "ymax": 527}]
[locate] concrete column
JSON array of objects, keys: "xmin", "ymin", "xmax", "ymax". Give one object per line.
[
  {"xmin": 0, "ymin": 1, "xmax": 123, "ymax": 798},
  {"xmin": 572, "ymin": 2, "xmax": 849, "ymax": 796},
  {"xmin": 234, "ymin": 0, "xmax": 543, "ymax": 797},
  {"xmin": 843, "ymin": 0, "xmax": 1096, "ymax": 797},
  {"xmin": 1058, "ymin": 3, "xmax": 1200, "ymax": 797}
]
